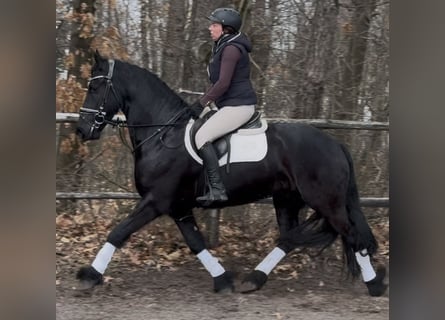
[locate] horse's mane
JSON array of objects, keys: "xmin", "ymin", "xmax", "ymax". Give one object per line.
[{"xmin": 118, "ymin": 59, "xmax": 189, "ymax": 109}]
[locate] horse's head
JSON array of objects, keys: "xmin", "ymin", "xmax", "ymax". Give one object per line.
[{"xmin": 76, "ymin": 50, "xmax": 121, "ymax": 141}]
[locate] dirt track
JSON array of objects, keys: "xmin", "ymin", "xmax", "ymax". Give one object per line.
[
  {"xmin": 56, "ymin": 258, "xmax": 389, "ymax": 320},
  {"xmin": 56, "ymin": 205, "xmax": 389, "ymax": 319}
]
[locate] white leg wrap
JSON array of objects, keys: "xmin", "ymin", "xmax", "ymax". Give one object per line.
[
  {"xmin": 355, "ymin": 249, "xmax": 377, "ymax": 282},
  {"xmin": 197, "ymin": 249, "xmax": 225, "ymax": 277},
  {"xmin": 91, "ymin": 242, "xmax": 116, "ymax": 274},
  {"xmin": 254, "ymin": 247, "xmax": 286, "ymax": 275}
]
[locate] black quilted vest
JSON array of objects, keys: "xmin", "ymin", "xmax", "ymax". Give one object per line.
[{"xmin": 208, "ymin": 33, "xmax": 257, "ymax": 107}]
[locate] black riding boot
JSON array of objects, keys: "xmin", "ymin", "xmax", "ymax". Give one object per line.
[{"xmin": 196, "ymin": 142, "xmax": 228, "ymax": 205}]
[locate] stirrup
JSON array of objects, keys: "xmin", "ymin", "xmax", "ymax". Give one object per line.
[{"xmin": 196, "ymin": 190, "xmax": 228, "ymax": 206}]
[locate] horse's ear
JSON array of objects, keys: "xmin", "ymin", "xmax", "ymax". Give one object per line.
[{"xmin": 94, "ymin": 50, "xmax": 103, "ymax": 63}]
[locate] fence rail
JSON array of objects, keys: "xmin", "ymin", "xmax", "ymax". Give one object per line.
[
  {"xmin": 56, "ymin": 192, "xmax": 388, "ymax": 208},
  {"xmin": 56, "ymin": 113, "xmax": 389, "ymax": 130}
]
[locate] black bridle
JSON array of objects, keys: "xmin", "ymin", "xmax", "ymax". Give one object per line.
[
  {"xmin": 79, "ymin": 59, "xmax": 122, "ymax": 136},
  {"xmin": 79, "ymin": 59, "xmax": 188, "ymax": 152}
]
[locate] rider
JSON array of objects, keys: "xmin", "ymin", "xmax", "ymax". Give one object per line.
[{"xmin": 191, "ymin": 7, "xmax": 257, "ymax": 206}]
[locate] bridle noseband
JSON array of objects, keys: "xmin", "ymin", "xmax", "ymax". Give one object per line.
[{"xmin": 79, "ymin": 59, "xmax": 121, "ymax": 134}]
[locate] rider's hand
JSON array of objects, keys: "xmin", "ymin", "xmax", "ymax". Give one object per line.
[{"xmin": 189, "ymin": 100, "xmax": 204, "ymax": 119}]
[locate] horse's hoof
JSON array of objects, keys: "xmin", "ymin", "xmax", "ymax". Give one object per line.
[
  {"xmin": 365, "ymin": 266, "xmax": 388, "ymax": 297},
  {"xmin": 240, "ymin": 270, "xmax": 268, "ymax": 293},
  {"xmin": 75, "ymin": 266, "xmax": 103, "ymax": 291},
  {"xmin": 213, "ymin": 271, "xmax": 235, "ymax": 293}
]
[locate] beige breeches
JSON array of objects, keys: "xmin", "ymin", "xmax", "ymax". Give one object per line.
[{"xmin": 195, "ymin": 105, "xmax": 255, "ymax": 149}]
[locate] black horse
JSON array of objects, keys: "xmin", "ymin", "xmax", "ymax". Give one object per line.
[{"xmin": 75, "ymin": 51, "xmax": 387, "ymax": 296}]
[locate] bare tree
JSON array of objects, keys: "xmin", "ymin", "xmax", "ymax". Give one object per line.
[
  {"xmin": 337, "ymin": 0, "xmax": 377, "ymax": 120},
  {"xmin": 140, "ymin": 0, "xmax": 150, "ymax": 68},
  {"xmin": 161, "ymin": 1, "xmax": 186, "ymax": 88},
  {"xmin": 290, "ymin": 0, "xmax": 340, "ymax": 119},
  {"xmin": 247, "ymin": 0, "xmax": 275, "ymax": 113},
  {"xmin": 180, "ymin": 0, "xmax": 199, "ymax": 90},
  {"xmin": 68, "ymin": 0, "xmax": 96, "ymax": 87}
]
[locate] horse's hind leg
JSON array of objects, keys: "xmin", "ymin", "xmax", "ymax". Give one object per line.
[
  {"xmin": 240, "ymin": 192, "xmax": 305, "ymax": 293},
  {"xmin": 274, "ymin": 192, "xmax": 304, "ymax": 232},
  {"xmin": 76, "ymin": 196, "xmax": 161, "ymax": 291},
  {"xmin": 174, "ymin": 212, "xmax": 234, "ymax": 293},
  {"xmin": 322, "ymin": 205, "xmax": 387, "ymax": 296}
]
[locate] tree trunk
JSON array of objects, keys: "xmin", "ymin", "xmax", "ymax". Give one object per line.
[
  {"xmin": 140, "ymin": 0, "xmax": 150, "ymax": 69},
  {"xmin": 161, "ymin": 1, "xmax": 186, "ymax": 87},
  {"xmin": 68, "ymin": 0, "xmax": 96, "ymax": 87},
  {"xmin": 181, "ymin": 0, "xmax": 199, "ymax": 90},
  {"xmin": 337, "ymin": 0, "xmax": 377, "ymax": 120},
  {"xmin": 292, "ymin": 0, "xmax": 339, "ymax": 119},
  {"xmin": 247, "ymin": 0, "xmax": 273, "ymax": 113}
]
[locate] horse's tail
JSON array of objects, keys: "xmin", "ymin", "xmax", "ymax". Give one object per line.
[
  {"xmin": 278, "ymin": 212, "xmax": 338, "ymax": 256},
  {"xmin": 340, "ymin": 143, "xmax": 378, "ymax": 278}
]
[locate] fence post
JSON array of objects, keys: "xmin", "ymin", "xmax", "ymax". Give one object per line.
[{"xmin": 206, "ymin": 209, "xmax": 220, "ymax": 248}]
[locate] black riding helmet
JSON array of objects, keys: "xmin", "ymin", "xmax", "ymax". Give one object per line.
[{"xmin": 207, "ymin": 8, "xmax": 242, "ymax": 32}]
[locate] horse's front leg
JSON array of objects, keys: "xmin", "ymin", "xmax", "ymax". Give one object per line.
[
  {"xmin": 174, "ymin": 213, "xmax": 234, "ymax": 293},
  {"xmin": 76, "ymin": 195, "xmax": 161, "ymax": 290}
]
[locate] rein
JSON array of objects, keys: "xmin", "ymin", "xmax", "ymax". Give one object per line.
[
  {"xmin": 104, "ymin": 115, "xmax": 187, "ymax": 153},
  {"xmin": 126, "ymin": 108, "xmax": 188, "ymax": 153}
]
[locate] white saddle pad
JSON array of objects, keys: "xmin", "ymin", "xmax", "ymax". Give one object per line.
[{"xmin": 184, "ymin": 119, "xmax": 268, "ymax": 166}]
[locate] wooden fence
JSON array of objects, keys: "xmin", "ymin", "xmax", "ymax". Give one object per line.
[
  {"xmin": 56, "ymin": 191, "xmax": 388, "ymax": 207},
  {"xmin": 56, "ymin": 112, "xmax": 389, "ymax": 130},
  {"xmin": 56, "ymin": 113, "xmax": 389, "ymax": 247}
]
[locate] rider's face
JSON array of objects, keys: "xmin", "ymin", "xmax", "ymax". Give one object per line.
[{"xmin": 209, "ymin": 23, "xmax": 223, "ymax": 41}]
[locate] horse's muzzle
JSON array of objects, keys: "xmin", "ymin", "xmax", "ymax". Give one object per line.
[
  {"xmin": 75, "ymin": 127, "xmax": 87, "ymax": 141},
  {"xmin": 76, "ymin": 127, "xmax": 100, "ymax": 142}
]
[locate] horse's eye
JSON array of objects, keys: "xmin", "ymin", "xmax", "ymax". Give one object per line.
[{"xmin": 88, "ymin": 81, "xmax": 99, "ymax": 92}]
